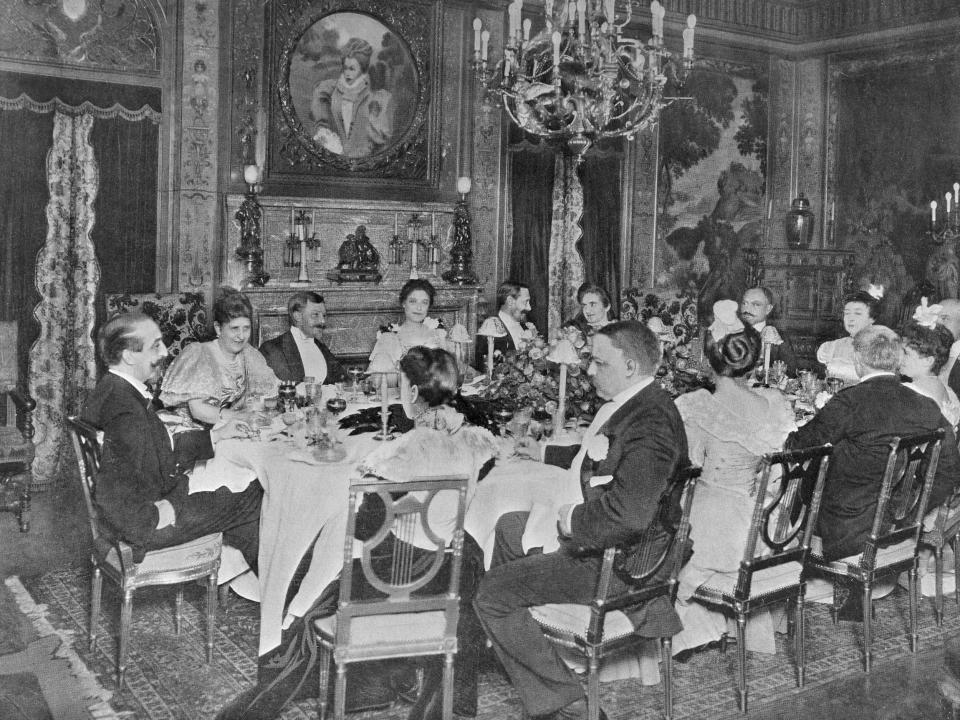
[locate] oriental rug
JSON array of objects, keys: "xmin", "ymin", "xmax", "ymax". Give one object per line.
[{"xmin": 15, "ymin": 566, "xmax": 960, "ymax": 720}]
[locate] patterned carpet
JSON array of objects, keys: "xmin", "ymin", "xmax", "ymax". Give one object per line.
[{"xmin": 14, "ymin": 566, "xmax": 960, "ymax": 719}]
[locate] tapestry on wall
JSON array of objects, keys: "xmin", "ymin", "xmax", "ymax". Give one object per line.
[{"xmin": 651, "ymin": 60, "xmax": 768, "ymax": 320}]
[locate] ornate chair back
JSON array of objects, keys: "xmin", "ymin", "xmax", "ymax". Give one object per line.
[
  {"xmin": 66, "ymin": 416, "xmax": 104, "ymax": 546},
  {"xmin": 733, "ymin": 443, "xmax": 832, "ymax": 601}
]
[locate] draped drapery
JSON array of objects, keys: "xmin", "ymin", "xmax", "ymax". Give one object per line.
[
  {"xmin": 547, "ymin": 154, "xmax": 586, "ymax": 336},
  {"xmin": 29, "ymin": 112, "xmax": 101, "ymax": 487},
  {"xmin": 579, "ymin": 149, "xmax": 623, "ymax": 319}
]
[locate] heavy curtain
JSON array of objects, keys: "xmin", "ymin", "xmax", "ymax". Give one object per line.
[
  {"xmin": 547, "ymin": 154, "xmax": 585, "ymax": 335},
  {"xmin": 579, "ymin": 149, "xmax": 623, "ymax": 319}
]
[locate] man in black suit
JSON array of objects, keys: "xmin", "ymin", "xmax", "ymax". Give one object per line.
[
  {"xmin": 82, "ymin": 313, "xmax": 262, "ymax": 566},
  {"xmin": 787, "ymin": 324, "xmax": 960, "ymax": 563},
  {"xmin": 259, "ymin": 291, "xmax": 349, "ymax": 385},
  {"xmin": 475, "ymin": 280, "xmax": 538, "ymax": 368},
  {"xmin": 474, "ymin": 321, "xmax": 690, "ymax": 720},
  {"xmin": 938, "ymin": 298, "xmax": 960, "ymax": 396},
  {"xmin": 740, "ymin": 286, "xmax": 798, "ymax": 372}
]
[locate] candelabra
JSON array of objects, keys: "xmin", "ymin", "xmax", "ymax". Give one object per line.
[
  {"xmin": 443, "ymin": 177, "xmax": 479, "ymax": 285},
  {"xmin": 927, "ymin": 182, "xmax": 960, "ymax": 244},
  {"xmin": 388, "ymin": 213, "xmax": 442, "ymax": 279},
  {"xmin": 286, "ymin": 208, "xmax": 321, "ymax": 287},
  {"xmin": 473, "ymin": 0, "xmax": 695, "ymax": 161},
  {"xmin": 234, "ymin": 165, "xmax": 270, "ymax": 287}
]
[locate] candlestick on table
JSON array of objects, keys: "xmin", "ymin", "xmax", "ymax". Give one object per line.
[{"xmin": 478, "ymin": 316, "xmax": 507, "ymax": 381}]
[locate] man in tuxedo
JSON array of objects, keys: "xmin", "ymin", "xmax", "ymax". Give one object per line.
[
  {"xmin": 475, "ymin": 280, "xmax": 538, "ymax": 368},
  {"xmin": 787, "ymin": 325, "xmax": 960, "ymax": 564},
  {"xmin": 938, "ymin": 298, "xmax": 960, "ymax": 396},
  {"xmin": 259, "ymin": 291, "xmax": 349, "ymax": 385},
  {"xmin": 82, "ymin": 313, "xmax": 262, "ymax": 567},
  {"xmin": 740, "ymin": 286, "xmax": 798, "ymax": 372},
  {"xmin": 474, "ymin": 321, "xmax": 690, "ymax": 720}
]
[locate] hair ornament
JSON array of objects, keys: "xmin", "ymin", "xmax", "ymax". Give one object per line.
[
  {"xmin": 912, "ymin": 297, "xmax": 943, "ymax": 330},
  {"xmin": 867, "ymin": 283, "xmax": 885, "ymax": 300},
  {"xmin": 708, "ymin": 299, "xmax": 744, "ymax": 342}
]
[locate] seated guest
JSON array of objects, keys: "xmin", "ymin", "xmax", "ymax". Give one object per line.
[
  {"xmin": 474, "ymin": 321, "xmax": 690, "ymax": 720},
  {"xmin": 740, "ymin": 286, "xmax": 797, "ymax": 373},
  {"xmin": 475, "ymin": 280, "xmax": 537, "ymax": 368},
  {"xmin": 786, "ymin": 325, "xmax": 960, "ymax": 618},
  {"xmin": 938, "ymin": 298, "xmax": 960, "ymax": 396},
  {"xmin": 258, "ymin": 291, "xmax": 349, "ymax": 385},
  {"xmin": 216, "ymin": 347, "xmax": 497, "ymax": 720},
  {"xmin": 816, "ymin": 287, "xmax": 882, "ymax": 385},
  {"xmin": 563, "ymin": 282, "xmax": 614, "ymax": 336},
  {"xmin": 369, "ymin": 279, "xmax": 450, "ymax": 369},
  {"xmin": 672, "ymin": 300, "xmax": 796, "ymax": 658},
  {"xmin": 160, "ymin": 287, "xmax": 278, "ymax": 426},
  {"xmin": 82, "ymin": 313, "xmax": 262, "ymax": 568},
  {"xmin": 901, "ymin": 300, "xmax": 960, "ymax": 428}
]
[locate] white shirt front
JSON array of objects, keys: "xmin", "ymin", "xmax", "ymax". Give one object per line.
[
  {"xmin": 499, "ymin": 310, "xmax": 533, "ymax": 349},
  {"xmin": 291, "ymin": 325, "xmax": 328, "ymax": 383}
]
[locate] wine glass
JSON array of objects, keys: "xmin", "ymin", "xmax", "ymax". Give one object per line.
[
  {"xmin": 326, "ymin": 383, "xmax": 347, "ymax": 416},
  {"xmin": 348, "ymin": 368, "xmax": 364, "ymax": 402}
]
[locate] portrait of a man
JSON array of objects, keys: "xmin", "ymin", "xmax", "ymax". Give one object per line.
[{"xmin": 289, "ymin": 12, "xmax": 418, "ymax": 159}]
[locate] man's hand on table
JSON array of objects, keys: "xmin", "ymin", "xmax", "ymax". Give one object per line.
[{"xmin": 211, "ymin": 418, "xmax": 254, "ymax": 443}]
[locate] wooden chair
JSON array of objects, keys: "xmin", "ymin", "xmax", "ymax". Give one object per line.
[
  {"xmin": 66, "ymin": 416, "xmax": 222, "ymax": 690},
  {"xmin": 807, "ymin": 429, "xmax": 944, "ymax": 672},
  {"xmin": 920, "ymin": 433, "xmax": 960, "ymax": 626},
  {"xmin": 690, "ymin": 443, "xmax": 832, "ymax": 713},
  {"xmin": 0, "ymin": 321, "xmax": 35, "ymax": 532},
  {"xmin": 528, "ymin": 465, "xmax": 702, "ymax": 720},
  {"xmin": 314, "ymin": 474, "xmax": 469, "ymax": 720}
]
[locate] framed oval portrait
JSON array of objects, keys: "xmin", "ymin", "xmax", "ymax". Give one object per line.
[{"xmin": 276, "ymin": 5, "xmax": 429, "ymax": 176}]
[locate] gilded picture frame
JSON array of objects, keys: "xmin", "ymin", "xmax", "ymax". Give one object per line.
[{"xmin": 269, "ymin": 0, "xmax": 435, "ymax": 181}]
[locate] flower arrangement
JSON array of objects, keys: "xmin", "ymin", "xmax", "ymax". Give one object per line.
[{"xmin": 481, "ymin": 325, "xmax": 601, "ymax": 421}]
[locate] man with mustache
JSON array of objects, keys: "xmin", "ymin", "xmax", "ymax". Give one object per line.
[
  {"xmin": 475, "ymin": 280, "xmax": 538, "ymax": 368},
  {"xmin": 259, "ymin": 291, "xmax": 349, "ymax": 386},
  {"xmin": 739, "ymin": 286, "xmax": 798, "ymax": 373},
  {"xmin": 81, "ymin": 313, "xmax": 262, "ymax": 567}
]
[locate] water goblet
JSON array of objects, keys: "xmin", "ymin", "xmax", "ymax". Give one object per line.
[{"xmin": 348, "ymin": 368, "xmax": 364, "ymax": 402}]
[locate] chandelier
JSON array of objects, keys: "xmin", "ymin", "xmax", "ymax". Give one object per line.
[{"xmin": 472, "ymin": 0, "xmax": 696, "ymax": 161}]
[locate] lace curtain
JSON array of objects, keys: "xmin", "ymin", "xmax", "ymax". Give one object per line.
[{"xmin": 547, "ymin": 154, "xmax": 586, "ymax": 336}]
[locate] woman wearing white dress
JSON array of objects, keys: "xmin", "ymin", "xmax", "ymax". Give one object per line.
[
  {"xmin": 672, "ymin": 300, "xmax": 797, "ymax": 658},
  {"xmin": 901, "ymin": 299, "xmax": 960, "ymax": 428},
  {"xmin": 368, "ymin": 279, "xmax": 450, "ymax": 372},
  {"xmin": 816, "ymin": 287, "xmax": 882, "ymax": 385}
]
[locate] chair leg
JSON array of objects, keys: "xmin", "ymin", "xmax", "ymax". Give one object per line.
[
  {"xmin": 316, "ymin": 644, "xmax": 331, "ymax": 720},
  {"xmin": 936, "ymin": 545, "xmax": 945, "ymax": 627},
  {"xmin": 831, "ymin": 581, "xmax": 840, "ymax": 625},
  {"xmin": 333, "ymin": 663, "xmax": 348, "ymax": 720},
  {"xmin": 89, "ymin": 565, "xmax": 102, "ymax": 652},
  {"xmin": 796, "ymin": 590, "xmax": 806, "ymax": 688},
  {"xmin": 954, "ymin": 536, "xmax": 960, "ymax": 610},
  {"xmin": 174, "ymin": 586, "xmax": 183, "ymax": 636},
  {"xmin": 206, "ymin": 572, "xmax": 217, "ymax": 663},
  {"xmin": 587, "ymin": 652, "xmax": 600, "ymax": 720},
  {"xmin": 862, "ymin": 583, "xmax": 873, "ymax": 673},
  {"xmin": 719, "ymin": 632, "xmax": 729, "ymax": 654},
  {"xmin": 442, "ymin": 654, "xmax": 455, "ymax": 720},
  {"xmin": 736, "ymin": 612, "xmax": 748, "ymax": 713},
  {"xmin": 909, "ymin": 564, "xmax": 920, "ymax": 654},
  {"xmin": 118, "ymin": 589, "xmax": 133, "ymax": 690},
  {"xmin": 785, "ymin": 597, "xmax": 796, "ymax": 638},
  {"xmin": 17, "ymin": 483, "xmax": 29, "ymax": 533},
  {"xmin": 661, "ymin": 637, "xmax": 674, "ymax": 720}
]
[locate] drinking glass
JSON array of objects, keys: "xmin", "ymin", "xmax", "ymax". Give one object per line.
[
  {"xmin": 826, "ymin": 376, "xmax": 844, "ymax": 395},
  {"xmin": 348, "ymin": 368, "xmax": 364, "ymax": 402}
]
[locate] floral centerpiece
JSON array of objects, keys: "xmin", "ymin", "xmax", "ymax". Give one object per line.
[{"xmin": 480, "ymin": 325, "xmax": 601, "ymax": 423}]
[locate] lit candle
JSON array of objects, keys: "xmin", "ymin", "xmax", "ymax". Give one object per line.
[
  {"xmin": 932, "ymin": 200, "xmax": 938, "ymax": 224},
  {"xmin": 508, "ymin": 1, "xmax": 517, "ymax": 39},
  {"xmin": 481, "ymin": 29, "xmax": 490, "ymax": 60},
  {"xmin": 473, "ymin": 18, "xmax": 482, "ymax": 56},
  {"xmin": 552, "ymin": 31, "xmax": 562, "ymax": 66},
  {"xmin": 954, "ymin": 182, "xmax": 959, "ymax": 207},
  {"xmin": 683, "ymin": 14, "xmax": 696, "ymax": 58},
  {"xmin": 948, "ymin": 192, "xmax": 952, "ymax": 215}
]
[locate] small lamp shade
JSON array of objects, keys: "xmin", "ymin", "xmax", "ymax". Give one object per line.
[
  {"xmin": 456, "ymin": 177, "xmax": 472, "ymax": 195},
  {"xmin": 243, "ymin": 165, "xmax": 260, "ymax": 185},
  {"xmin": 785, "ymin": 193, "xmax": 815, "ymax": 248}
]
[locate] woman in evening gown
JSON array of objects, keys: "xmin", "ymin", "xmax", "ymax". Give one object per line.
[
  {"xmin": 816, "ymin": 287, "xmax": 882, "ymax": 385},
  {"xmin": 672, "ymin": 299, "xmax": 797, "ymax": 657}
]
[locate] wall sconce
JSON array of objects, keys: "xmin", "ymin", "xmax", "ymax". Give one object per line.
[
  {"xmin": 234, "ymin": 165, "xmax": 270, "ymax": 287},
  {"xmin": 286, "ymin": 208, "xmax": 320, "ymax": 287},
  {"xmin": 443, "ymin": 177, "xmax": 478, "ymax": 285},
  {"xmin": 785, "ymin": 193, "xmax": 815, "ymax": 249}
]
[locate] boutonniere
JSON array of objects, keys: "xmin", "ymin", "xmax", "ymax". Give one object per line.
[
  {"xmin": 585, "ymin": 433, "xmax": 609, "ymax": 462},
  {"xmin": 422, "ymin": 316, "xmax": 440, "ymax": 330}
]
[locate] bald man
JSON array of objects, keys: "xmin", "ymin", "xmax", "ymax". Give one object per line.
[{"xmin": 939, "ymin": 299, "xmax": 960, "ymax": 396}]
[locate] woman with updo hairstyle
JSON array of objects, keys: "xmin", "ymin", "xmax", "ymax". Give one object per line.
[
  {"xmin": 817, "ymin": 287, "xmax": 883, "ymax": 385},
  {"xmin": 160, "ymin": 286, "xmax": 278, "ymax": 425},
  {"xmin": 671, "ymin": 299, "xmax": 797, "ymax": 661},
  {"xmin": 563, "ymin": 281, "xmax": 615, "ymax": 335},
  {"xmin": 309, "ymin": 36, "xmax": 394, "ymax": 158},
  {"xmin": 901, "ymin": 301, "xmax": 960, "ymax": 428},
  {"xmin": 368, "ymin": 278, "xmax": 451, "ymax": 374}
]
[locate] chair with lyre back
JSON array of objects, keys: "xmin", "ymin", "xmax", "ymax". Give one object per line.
[
  {"xmin": 689, "ymin": 443, "xmax": 832, "ymax": 713},
  {"xmin": 528, "ymin": 465, "xmax": 701, "ymax": 720},
  {"xmin": 315, "ymin": 474, "xmax": 469, "ymax": 720},
  {"xmin": 807, "ymin": 429, "xmax": 943, "ymax": 672},
  {"xmin": 66, "ymin": 416, "xmax": 222, "ymax": 690}
]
